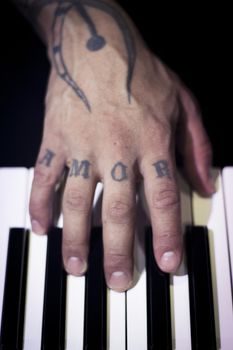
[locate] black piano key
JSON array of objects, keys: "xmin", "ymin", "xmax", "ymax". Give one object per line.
[
  {"xmin": 41, "ymin": 227, "xmax": 67, "ymax": 350},
  {"xmin": 145, "ymin": 227, "xmax": 172, "ymax": 350},
  {"xmin": 186, "ymin": 225, "xmax": 217, "ymax": 349},
  {"xmin": 0, "ymin": 228, "xmax": 29, "ymax": 350},
  {"xmin": 84, "ymin": 227, "xmax": 107, "ymax": 350}
]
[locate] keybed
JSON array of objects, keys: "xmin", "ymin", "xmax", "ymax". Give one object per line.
[{"xmin": 1, "ymin": 168, "xmax": 233, "ymax": 349}]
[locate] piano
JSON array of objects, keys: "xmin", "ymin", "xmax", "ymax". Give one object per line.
[{"xmin": 1, "ymin": 167, "xmax": 233, "ymax": 349}]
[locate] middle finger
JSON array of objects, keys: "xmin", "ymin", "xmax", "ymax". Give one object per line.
[{"xmin": 102, "ymin": 159, "xmax": 136, "ymax": 292}]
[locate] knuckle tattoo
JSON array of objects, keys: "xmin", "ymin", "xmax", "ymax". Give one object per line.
[
  {"xmin": 111, "ymin": 161, "xmax": 128, "ymax": 182},
  {"xmin": 153, "ymin": 160, "xmax": 172, "ymax": 180},
  {"xmin": 38, "ymin": 148, "xmax": 56, "ymax": 167}
]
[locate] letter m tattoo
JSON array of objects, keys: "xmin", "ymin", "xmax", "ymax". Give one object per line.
[{"xmin": 69, "ymin": 159, "xmax": 91, "ymax": 179}]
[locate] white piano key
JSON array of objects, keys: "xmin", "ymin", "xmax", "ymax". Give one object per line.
[
  {"xmin": 170, "ymin": 173, "xmax": 192, "ymax": 350},
  {"xmin": 192, "ymin": 169, "xmax": 233, "ymax": 349},
  {"xmin": 63, "ymin": 183, "xmax": 104, "ymax": 348},
  {"xmin": 65, "ymin": 275, "xmax": 85, "ymax": 350},
  {"xmin": 222, "ymin": 167, "xmax": 233, "ymax": 286},
  {"xmin": 23, "ymin": 169, "xmax": 48, "ymax": 350},
  {"xmin": 65, "ymin": 183, "xmax": 103, "ymax": 349},
  {"xmin": 0, "ymin": 168, "xmax": 29, "ymax": 332},
  {"xmin": 126, "ymin": 227, "xmax": 147, "ymax": 350},
  {"xmin": 57, "ymin": 207, "xmax": 86, "ymax": 350},
  {"xmin": 23, "ymin": 232, "xmax": 47, "ymax": 350},
  {"xmin": 107, "ymin": 289, "xmax": 126, "ymax": 350}
]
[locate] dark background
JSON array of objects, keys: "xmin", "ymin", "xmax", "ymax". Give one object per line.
[{"xmin": 0, "ymin": 1, "xmax": 231, "ymax": 168}]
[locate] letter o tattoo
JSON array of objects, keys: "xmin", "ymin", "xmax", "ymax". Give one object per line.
[{"xmin": 111, "ymin": 162, "xmax": 128, "ymax": 182}]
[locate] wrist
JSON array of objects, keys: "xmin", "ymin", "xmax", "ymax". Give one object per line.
[{"xmin": 42, "ymin": 1, "xmax": 138, "ymax": 68}]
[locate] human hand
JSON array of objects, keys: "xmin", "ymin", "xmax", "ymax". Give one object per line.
[{"xmin": 29, "ymin": 0, "xmax": 214, "ymax": 292}]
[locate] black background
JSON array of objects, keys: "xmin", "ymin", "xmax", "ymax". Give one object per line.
[{"xmin": 0, "ymin": 1, "xmax": 231, "ymax": 168}]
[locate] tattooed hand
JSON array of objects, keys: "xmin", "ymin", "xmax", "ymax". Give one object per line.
[{"xmin": 24, "ymin": 0, "xmax": 215, "ymax": 292}]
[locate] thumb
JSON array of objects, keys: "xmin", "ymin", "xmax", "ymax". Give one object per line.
[{"xmin": 176, "ymin": 84, "xmax": 215, "ymax": 196}]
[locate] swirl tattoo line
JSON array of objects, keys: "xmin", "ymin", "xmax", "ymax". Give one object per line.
[{"xmin": 51, "ymin": 0, "xmax": 136, "ymax": 112}]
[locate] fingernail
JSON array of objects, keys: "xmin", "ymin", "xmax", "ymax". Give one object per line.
[
  {"xmin": 67, "ymin": 257, "xmax": 87, "ymax": 276},
  {"xmin": 160, "ymin": 251, "xmax": 179, "ymax": 271},
  {"xmin": 31, "ymin": 220, "xmax": 45, "ymax": 235},
  {"xmin": 109, "ymin": 271, "xmax": 131, "ymax": 291}
]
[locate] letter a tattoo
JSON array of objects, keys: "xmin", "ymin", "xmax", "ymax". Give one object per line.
[{"xmin": 39, "ymin": 149, "xmax": 56, "ymax": 167}]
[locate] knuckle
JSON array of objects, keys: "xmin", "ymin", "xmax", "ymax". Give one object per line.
[
  {"xmin": 106, "ymin": 199, "xmax": 133, "ymax": 224},
  {"xmin": 105, "ymin": 250, "xmax": 131, "ymax": 267},
  {"xmin": 63, "ymin": 190, "xmax": 90, "ymax": 213},
  {"xmin": 152, "ymin": 188, "xmax": 180, "ymax": 210},
  {"xmin": 29, "ymin": 199, "xmax": 42, "ymax": 218},
  {"xmin": 63, "ymin": 236, "xmax": 87, "ymax": 251},
  {"xmin": 155, "ymin": 231, "xmax": 182, "ymax": 249},
  {"xmin": 29, "ymin": 195, "xmax": 48, "ymax": 219},
  {"xmin": 33, "ymin": 167, "xmax": 55, "ymax": 187}
]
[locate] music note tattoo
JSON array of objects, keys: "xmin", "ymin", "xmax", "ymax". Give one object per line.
[
  {"xmin": 14, "ymin": 0, "xmax": 136, "ymax": 111},
  {"xmin": 52, "ymin": 0, "xmax": 136, "ymax": 111}
]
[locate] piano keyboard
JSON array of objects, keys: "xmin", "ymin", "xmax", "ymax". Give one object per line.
[{"xmin": 0, "ymin": 168, "xmax": 233, "ymax": 349}]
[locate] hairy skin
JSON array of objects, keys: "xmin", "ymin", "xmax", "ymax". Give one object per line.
[{"xmin": 14, "ymin": 0, "xmax": 215, "ymax": 292}]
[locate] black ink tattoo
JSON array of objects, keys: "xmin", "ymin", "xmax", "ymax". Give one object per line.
[
  {"xmin": 69, "ymin": 159, "xmax": 91, "ymax": 178},
  {"xmin": 111, "ymin": 161, "xmax": 128, "ymax": 181},
  {"xmin": 153, "ymin": 160, "xmax": 172, "ymax": 179},
  {"xmin": 38, "ymin": 149, "xmax": 55, "ymax": 166},
  {"xmin": 14, "ymin": 0, "xmax": 136, "ymax": 112},
  {"xmin": 52, "ymin": 0, "xmax": 136, "ymax": 111}
]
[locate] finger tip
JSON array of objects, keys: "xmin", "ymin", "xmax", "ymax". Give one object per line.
[
  {"xmin": 66, "ymin": 256, "xmax": 87, "ymax": 276},
  {"xmin": 197, "ymin": 181, "xmax": 216, "ymax": 198},
  {"xmin": 159, "ymin": 250, "xmax": 182, "ymax": 273},
  {"xmin": 31, "ymin": 219, "xmax": 46, "ymax": 235},
  {"xmin": 107, "ymin": 271, "xmax": 133, "ymax": 292}
]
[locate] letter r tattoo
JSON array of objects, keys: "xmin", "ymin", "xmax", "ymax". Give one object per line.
[{"xmin": 153, "ymin": 160, "xmax": 172, "ymax": 179}]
